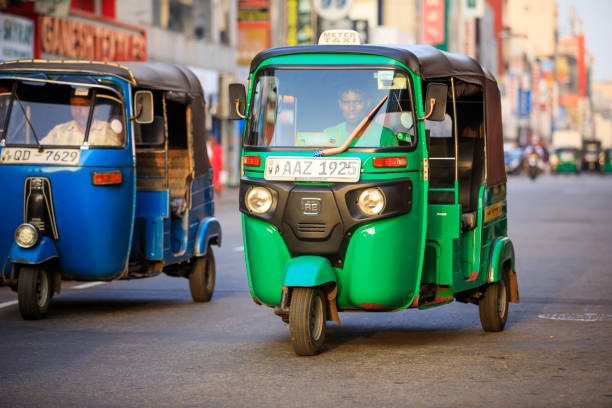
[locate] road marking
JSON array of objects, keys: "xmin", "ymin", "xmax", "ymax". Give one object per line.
[
  {"xmin": 0, "ymin": 300, "xmax": 18, "ymax": 310},
  {"xmin": 72, "ymin": 281, "xmax": 105, "ymax": 290},
  {"xmin": 233, "ymin": 246, "xmax": 244, "ymax": 252},
  {"xmin": 538, "ymin": 313, "xmax": 612, "ymax": 322}
]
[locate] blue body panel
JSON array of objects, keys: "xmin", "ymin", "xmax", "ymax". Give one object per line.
[
  {"xmin": 129, "ymin": 175, "xmax": 219, "ymax": 264},
  {"xmin": 0, "ymin": 159, "xmax": 135, "ymax": 280},
  {"xmin": 8, "ymin": 236, "xmax": 58, "ymax": 264},
  {"xmin": 0, "ymin": 74, "xmax": 136, "ymax": 281}
]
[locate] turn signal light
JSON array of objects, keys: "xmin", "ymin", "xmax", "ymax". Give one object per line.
[
  {"xmin": 373, "ymin": 156, "xmax": 407, "ymax": 168},
  {"xmin": 243, "ymin": 155, "xmax": 261, "ymax": 167},
  {"xmin": 92, "ymin": 171, "xmax": 122, "ymax": 185}
]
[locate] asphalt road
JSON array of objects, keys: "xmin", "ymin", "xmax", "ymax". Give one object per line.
[{"xmin": 1, "ymin": 174, "xmax": 611, "ymax": 408}]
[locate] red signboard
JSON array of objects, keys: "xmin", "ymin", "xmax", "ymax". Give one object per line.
[
  {"xmin": 421, "ymin": 0, "xmax": 445, "ymax": 45},
  {"xmin": 38, "ymin": 14, "xmax": 146, "ymax": 61},
  {"xmin": 237, "ymin": 0, "xmax": 270, "ymax": 65}
]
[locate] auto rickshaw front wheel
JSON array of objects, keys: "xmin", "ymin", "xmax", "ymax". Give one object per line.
[
  {"xmin": 478, "ymin": 274, "xmax": 509, "ymax": 332},
  {"xmin": 189, "ymin": 247, "xmax": 216, "ymax": 302},
  {"xmin": 17, "ymin": 266, "xmax": 51, "ymax": 320},
  {"xmin": 289, "ymin": 287, "xmax": 327, "ymax": 356}
]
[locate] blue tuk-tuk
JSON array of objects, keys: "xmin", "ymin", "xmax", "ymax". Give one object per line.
[{"xmin": 0, "ymin": 61, "xmax": 221, "ymax": 319}]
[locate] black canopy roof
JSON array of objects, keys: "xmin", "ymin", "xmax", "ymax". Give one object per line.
[
  {"xmin": 250, "ymin": 44, "xmax": 495, "ymax": 85},
  {"xmin": 0, "ymin": 60, "xmax": 203, "ymax": 95}
]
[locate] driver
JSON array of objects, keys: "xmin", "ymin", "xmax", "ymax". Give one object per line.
[
  {"xmin": 325, "ymin": 86, "xmax": 397, "ymax": 147},
  {"xmin": 41, "ymin": 89, "xmax": 122, "ymax": 146}
]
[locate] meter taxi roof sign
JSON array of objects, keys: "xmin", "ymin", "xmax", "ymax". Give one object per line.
[{"xmin": 318, "ymin": 30, "xmax": 361, "ymax": 45}]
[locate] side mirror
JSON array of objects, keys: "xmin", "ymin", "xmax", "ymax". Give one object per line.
[
  {"xmin": 134, "ymin": 90, "xmax": 154, "ymax": 124},
  {"xmin": 228, "ymin": 83, "xmax": 247, "ymax": 120},
  {"xmin": 420, "ymin": 83, "xmax": 448, "ymax": 121}
]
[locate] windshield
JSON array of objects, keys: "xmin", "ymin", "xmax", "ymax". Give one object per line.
[
  {"xmin": 245, "ymin": 68, "xmax": 416, "ymax": 149},
  {"xmin": 1, "ymin": 80, "xmax": 125, "ymax": 148}
]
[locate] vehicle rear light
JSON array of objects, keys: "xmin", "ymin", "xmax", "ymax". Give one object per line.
[
  {"xmin": 373, "ymin": 156, "xmax": 407, "ymax": 168},
  {"xmin": 92, "ymin": 171, "xmax": 122, "ymax": 185},
  {"xmin": 243, "ymin": 155, "xmax": 261, "ymax": 167}
]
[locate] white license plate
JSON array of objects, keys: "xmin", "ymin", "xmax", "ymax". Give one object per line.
[
  {"xmin": 264, "ymin": 156, "xmax": 361, "ymax": 182},
  {"xmin": 0, "ymin": 147, "xmax": 81, "ymax": 165}
]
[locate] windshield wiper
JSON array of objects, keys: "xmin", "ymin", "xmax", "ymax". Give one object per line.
[
  {"xmin": 315, "ymin": 95, "xmax": 388, "ymax": 157},
  {"xmin": 13, "ymin": 90, "xmax": 44, "ymax": 152}
]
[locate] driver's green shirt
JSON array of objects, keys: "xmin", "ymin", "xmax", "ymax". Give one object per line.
[{"xmin": 325, "ymin": 122, "xmax": 397, "ymax": 148}]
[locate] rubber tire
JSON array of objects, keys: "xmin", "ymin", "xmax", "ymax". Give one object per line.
[
  {"xmin": 18, "ymin": 266, "xmax": 51, "ymax": 320},
  {"xmin": 289, "ymin": 288, "xmax": 326, "ymax": 356},
  {"xmin": 189, "ymin": 247, "xmax": 215, "ymax": 302},
  {"xmin": 478, "ymin": 274, "xmax": 509, "ymax": 332}
]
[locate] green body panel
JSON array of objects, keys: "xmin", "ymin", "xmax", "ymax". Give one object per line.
[
  {"xmin": 479, "ymin": 184, "xmax": 510, "ymax": 284},
  {"xmin": 242, "ymin": 215, "xmax": 291, "ymax": 305},
  {"xmin": 253, "ymin": 54, "xmax": 412, "ymax": 75},
  {"xmin": 282, "ymin": 256, "xmax": 336, "ymax": 287},
  {"xmin": 423, "ymin": 204, "xmax": 460, "ymax": 285},
  {"xmin": 604, "ymin": 153, "xmax": 612, "ymax": 173},
  {"xmin": 487, "ymin": 237, "xmax": 515, "ymax": 282},
  {"xmin": 453, "ymin": 185, "xmax": 485, "ymax": 292},
  {"xmin": 422, "ymin": 183, "xmax": 512, "ymax": 296},
  {"xmin": 339, "ymin": 209, "xmax": 423, "ymax": 310},
  {"xmin": 555, "ymin": 162, "xmax": 579, "ymax": 173}
]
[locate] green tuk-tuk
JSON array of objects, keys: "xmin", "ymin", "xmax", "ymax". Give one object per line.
[
  {"xmin": 604, "ymin": 148, "xmax": 612, "ymax": 173},
  {"xmin": 229, "ymin": 31, "xmax": 518, "ymax": 355},
  {"xmin": 551, "ymin": 147, "xmax": 581, "ymax": 174}
]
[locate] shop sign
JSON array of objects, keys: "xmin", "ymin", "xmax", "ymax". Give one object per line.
[
  {"xmin": 0, "ymin": 13, "xmax": 34, "ymax": 60},
  {"xmin": 238, "ymin": 0, "xmax": 270, "ymax": 66},
  {"xmin": 421, "ymin": 0, "xmax": 445, "ymax": 45},
  {"xmin": 39, "ymin": 15, "xmax": 146, "ymax": 61}
]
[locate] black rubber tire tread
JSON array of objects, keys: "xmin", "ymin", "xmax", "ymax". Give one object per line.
[
  {"xmin": 478, "ymin": 273, "xmax": 509, "ymax": 332},
  {"xmin": 189, "ymin": 247, "xmax": 216, "ymax": 302},
  {"xmin": 289, "ymin": 287, "xmax": 326, "ymax": 356},
  {"xmin": 18, "ymin": 266, "xmax": 50, "ymax": 320}
]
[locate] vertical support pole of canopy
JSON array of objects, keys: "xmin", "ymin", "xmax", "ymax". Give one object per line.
[{"xmin": 451, "ymin": 77, "xmax": 459, "ymax": 204}]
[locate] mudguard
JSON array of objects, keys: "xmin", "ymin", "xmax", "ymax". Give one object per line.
[
  {"xmin": 282, "ymin": 256, "xmax": 336, "ymax": 287},
  {"xmin": 194, "ymin": 217, "xmax": 222, "ymax": 256},
  {"xmin": 488, "ymin": 237, "xmax": 515, "ymax": 283},
  {"xmin": 8, "ymin": 236, "xmax": 58, "ymax": 265}
]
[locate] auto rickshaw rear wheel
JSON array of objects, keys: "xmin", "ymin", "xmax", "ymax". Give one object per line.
[
  {"xmin": 478, "ymin": 273, "xmax": 509, "ymax": 332},
  {"xmin": 189, "ymin": 247, "xmax": 216, "ymax": 302},
  {"xmin": 17, "ymin": 266, "xmax": 51, "ymax": 320},
  {"xmin": 289, "ymin": 287, "xmax": 326, "ymax": 356}
]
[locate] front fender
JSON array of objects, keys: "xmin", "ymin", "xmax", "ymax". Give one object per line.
[
  {"xmin": 282, "ymin": 256, "xmax": 336, "ymax": 287},
  {"xmin": 194, "ymin": 217, "xmax": 222, "ymax": 256},
  {"xmin": 8, "ymin": 236, "xmax": 58, "ymax": 265},
  {"xmin": 488, "ymin": 237, "xmax": 515, "ymax": 283}
]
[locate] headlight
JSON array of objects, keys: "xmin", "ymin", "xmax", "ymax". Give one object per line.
[
  {"xmin": 357, "ymin": 188, "xmax": 385, "ymax": 216},
  {"xmin": 245, "ymin": 186, "xmax": 273, "ymax": 214},
  {"xmin": 14, "ymin": 223, "xmax": 39, "ymax": 248}
]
